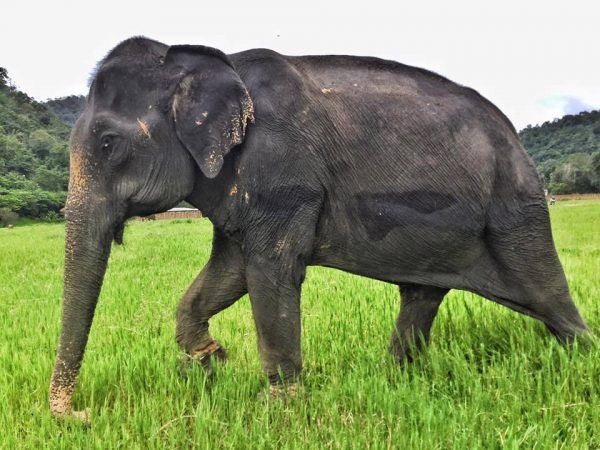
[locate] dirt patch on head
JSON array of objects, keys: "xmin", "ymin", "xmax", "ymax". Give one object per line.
[{"xmin": 137, "ymin": 118, "xmax": 152, "ymax": 139}]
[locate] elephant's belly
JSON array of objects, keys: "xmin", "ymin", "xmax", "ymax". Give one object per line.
[{"xmin": 311, "ymin": 195, "xmax": 487, "ymax": 285}]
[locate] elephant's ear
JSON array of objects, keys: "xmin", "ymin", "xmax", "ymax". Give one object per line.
[{"xmin": 165, "ymin": 45, "xmax": 254, "ymax": 178}]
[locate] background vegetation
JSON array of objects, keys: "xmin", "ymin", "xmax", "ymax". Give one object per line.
[
  {"xmin": 0, "ymin": 68, "xmax": 73, "ymax": 219},
  {"xmin": 0, "ymin": 200, "xmax": 598, "ymax": 448},
  {"xmin": 44, "ymin": 95, "xmax": 86, "ymax": 127},
  {"xmin": 519, "ymin": 111, "xmax": 600, "ymax": 194},
  {"xmin": 1, "ymin": 66, "xmax": 600, "ymax": 221}
]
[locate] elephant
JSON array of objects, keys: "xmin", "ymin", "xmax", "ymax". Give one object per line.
[{"xmin": 49, "ymin": 36, "xmax": 588, "ymax": 419}]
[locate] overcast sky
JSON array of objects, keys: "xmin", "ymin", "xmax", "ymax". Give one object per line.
[{"xmin": 1, "ymin": 0, "xmax": 598, "ymax": 129}]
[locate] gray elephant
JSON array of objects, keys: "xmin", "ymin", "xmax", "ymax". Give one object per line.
[{"xmin": 49, "ymin": 37, "xmax": 588, "ymax": 419}]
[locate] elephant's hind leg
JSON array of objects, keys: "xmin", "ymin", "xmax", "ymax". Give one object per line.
[
  {"xmin": 176, "ymin": 230, "xmax": 247, "ymax": 369},
  {"xmin": 390, "ymin": 284, "xmax": 449, "ymax": 363},
  {"xmin": 482, "ymin": 204, "xmax": 588, "ymax": 343}
]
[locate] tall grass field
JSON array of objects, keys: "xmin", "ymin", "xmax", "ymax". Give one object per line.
[{"xmin": 1, "ymin": 200, "xmax": 598, "ymax": 448}]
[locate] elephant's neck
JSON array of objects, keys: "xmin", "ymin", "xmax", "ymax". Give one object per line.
[{"xmin": 186, "ymin": 155, "xmax": 239, "ymax": 231}]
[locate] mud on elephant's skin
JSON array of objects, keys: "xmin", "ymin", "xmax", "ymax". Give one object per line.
[{"xmin": 49, "ymin": 36, "xmax": 589, "ymax": 419}]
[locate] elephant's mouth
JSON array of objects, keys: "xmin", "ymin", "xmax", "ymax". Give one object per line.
[{"xmin": 113, "ymin": 221, "xmax": 125, "ymax": 245}]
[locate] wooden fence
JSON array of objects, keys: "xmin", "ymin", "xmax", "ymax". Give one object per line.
[
  {"xmin": 140, "ymin": 209, "xmax": 203, "ymax": 220},
  {"xmin": 547, "ymin": 193, "xmax": 600, "ymax": 201}
]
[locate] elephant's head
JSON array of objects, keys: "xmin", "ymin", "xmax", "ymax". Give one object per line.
[{"xmin": 49, "ymin": 37, "xmax": 253, "ymax": 418}]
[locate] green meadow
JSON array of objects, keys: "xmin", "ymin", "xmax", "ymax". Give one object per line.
[{"xmin": 0, "ymin": 200, "xmax": 598, "ymax": 449}]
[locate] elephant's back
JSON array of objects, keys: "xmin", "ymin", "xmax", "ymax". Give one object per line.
[
  {"xmin": 289, "ymin": 53, "xmax": 468, "ymax": 101},
  {"xmin": 289, "ymin": 53, "xmax": 513, "ymax": 129}
]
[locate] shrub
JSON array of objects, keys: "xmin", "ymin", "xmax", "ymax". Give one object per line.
[
  {"xmin": 0, "ymin": 190, "xmax": 66, "ymax": 218},
  {"xmin": 0, "ymin": 207, "xmax": 18, "ymax": 227},
  {"xmin": 43, "ymin": 210, "xmax": 63, "ymax": 222}
]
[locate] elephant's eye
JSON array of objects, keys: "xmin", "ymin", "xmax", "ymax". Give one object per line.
[{"xmin": 100, "ymin": 135, "xmax": 113, "ymax": 151}]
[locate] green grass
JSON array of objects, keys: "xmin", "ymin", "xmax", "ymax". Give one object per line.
[{"xmin": 1, "ymin": 201, "xmax": 599, "ymax": 449}]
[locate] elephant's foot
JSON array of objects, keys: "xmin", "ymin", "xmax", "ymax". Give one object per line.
[
  {"xmin": 55, "ymin": 408, "xmax": 91, "ymax": 424},
  {"xmin": 179, "ymin": 340, "xmax": 227, "ymax": 375},
  {"xmin": 49, "ymin": 384, "xmax": 90, "ymax": 424},
  {"xmin": 389, "ymin": 340, "xmax": 414, "ymax": 365},
  {"xmin": 389, "ymin": 332, "xmax": 428, "ymax": 365},
  {"xmin": 192, "ymin": 340, "xmax": 228, "ymax": 373},
  {"xmin": 269, "ymin": 382, "xmax": 299, "ymax": 399}
]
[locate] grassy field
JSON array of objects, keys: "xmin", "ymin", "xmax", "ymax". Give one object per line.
[{"xmin": 0, "ymin": 200, "xmax": 598, "ymax": 449}]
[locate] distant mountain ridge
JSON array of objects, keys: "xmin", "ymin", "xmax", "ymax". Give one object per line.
[
  {"xmin": 519, "ymin": 110, "xmax": 600, "ymax": 163},
  {"xmin": 45, "ymin": 95, "xmax": 86, "ymax": 126},
  {"xmin": 519, "ymin": 110, "xmax": 600, "ymax": 194}
]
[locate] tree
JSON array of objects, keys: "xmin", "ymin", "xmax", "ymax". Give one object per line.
[
  {"xmin": 0, "ymin": 172, "xmax": 39, "ymax": 190},
  {"xmin": 28, "ymin": 129, "xmax": 56, "ymax": 159},
  {"xmin": 45, "ymin": 95, "xmax": 86, "ymax": 126},
  {"xmin": 0, "ymin": 134, "xmax": 35, "ymax": 175},
  {"xmin": 0, "ymin": 190, "xmax": 66, "ymax": 218},
  {"xmin": 591, "ymin": 152, "xmax": 600, "ymax": 191},
  {"xmin": 33, "ymin": 165, "xmax": 68, "ymax": 191},
  {"xmin": 548, "ymin": 153, "xmax": 594, "ymax": 194},
  {"xmin": 47, "ymin": 142, "xmax": 69, "ymax": 168},
  {"xmin": 0, "ymin": 67, "xmax": 8, "ymax": 89}
]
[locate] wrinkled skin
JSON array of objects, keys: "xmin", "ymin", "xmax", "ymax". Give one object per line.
[{"xmin": 50, "ymin": 37, "xmax": 588, "ymax": 418}]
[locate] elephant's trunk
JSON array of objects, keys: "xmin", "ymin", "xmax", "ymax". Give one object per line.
[{"xmin": 49, "ymin": 203, "xmax": 114, "ymax": 417}]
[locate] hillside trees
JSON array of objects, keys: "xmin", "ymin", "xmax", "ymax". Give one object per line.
[
  {"xmin": 520, "ymin": 110, "xmax": 600, "ymax": 193},
  {"xmin": 45, "ymin": 95, "xmax": 86, "ymax": 126},
  {"xmin": 0, "ymin": 68, "xmax": 70, "ymax": 219},
  {"xmin": 547, "ymin": 152, "xmax": 600, "ymax": 194}
]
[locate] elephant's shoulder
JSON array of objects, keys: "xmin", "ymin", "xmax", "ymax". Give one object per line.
[
  {"xmin": 229, "ymin": 50, "xmax": 312, "ymax": 115},
  {"xmin": 229, "ymin": 49, "xmax": 301, "ymax": 85}
]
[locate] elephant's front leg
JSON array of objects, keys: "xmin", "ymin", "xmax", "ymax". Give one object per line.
[
  {"xmin": 176, "ymin": 230, "xmax": 246, "ymax": 369},
  {"xmin": 246, "ymin": 256, "xmax": 305, "ymax": 397}
]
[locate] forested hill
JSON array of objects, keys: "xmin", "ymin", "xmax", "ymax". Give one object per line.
[
  {"xmin": 518, "ymin": 110, "xmax": 600, "ymax": 194},
  {"xmin": 45, "ymin": 95, "xmax": 86, "ymax": 126},
  {"xmin": 0, "ymin": 67, "xmax": 71, "ymax": 223}
]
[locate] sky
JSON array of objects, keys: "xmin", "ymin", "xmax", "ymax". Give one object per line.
[{"xmin": 1, "ymin": 0, "xmax": 598, "ymax": 130}]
